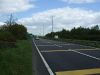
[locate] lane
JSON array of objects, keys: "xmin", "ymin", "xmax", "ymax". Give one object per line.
[
  {"xmin": 42, "ymin": 51, "xmax": 100, "ymax": 72},
  {"xmin": 34, "ymin": 39, "xmax": 100, "ymax": 75},
  {"xmin": 35, "ymin": 39, "xmax": 95, "ymax": 51}
]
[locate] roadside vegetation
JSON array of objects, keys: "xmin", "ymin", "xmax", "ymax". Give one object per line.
[
  {"xmin": 0, "ymin": 39, "xmax": 32, "ymax": 75},
  {"xmin": 0, "ymin": 15, "xmax": 32, "ymax": 75},
  {"xmin": 46, "ymin": 25, "xmax": 100, "ymax": 48}
]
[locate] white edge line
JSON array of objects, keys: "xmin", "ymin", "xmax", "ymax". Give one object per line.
[
  {"xmin": 72, "ymin": 50, "xmax": 100, "ymax": 61},
  {"xmin": 33, "ymin": 39, "xmax": 54, "ymax": 75}
]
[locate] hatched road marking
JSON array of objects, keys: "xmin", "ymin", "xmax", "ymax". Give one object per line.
[
  {"xmin": 40, "ymin": 48, "xmax": 100, "ymax": 53},
  {"xmin": 56, "ymin": 68, "xmax": 100, "ymax": 75},
  {"xmin": 41, "ymin": 49, "xmax": 100, "ymax": 60},
  {"xmin": 72, "ymin": 50, "xmax": 100, "ymax": 60}
]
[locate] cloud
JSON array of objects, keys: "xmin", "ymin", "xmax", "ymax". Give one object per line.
[
  {"xmin": 18, "ymin": 7, "xmax": 100, "ymax": 35},
  {"xmin": 0, "ymin": 22, "xmax": 5, "ymax": 26},
  {"xmin": 61, "ymin": 0, "xmax": 96, "ymax": 3},
  {"xmin": 0, "ymin": 0, "xmax": 35, "ymax": 13}
]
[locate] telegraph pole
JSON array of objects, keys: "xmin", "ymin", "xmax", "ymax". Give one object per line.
[
  {"xmin": 43, "ymin": 24, "xmax": 44, "ymax": 36},
  {"xmin": 51, "ymin": 16, "xmax": 54, "ymax": 33},
  {"xmin": 51, "ymin": 16, "xmax": 54, "ymax": 38}
]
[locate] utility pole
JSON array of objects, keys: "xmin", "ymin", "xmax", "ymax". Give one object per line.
[
  {"xmin": 9, "ymin": 14, "xmax": 13, "ymax": 25},
  {"xmin": 43, "ymin": 24, "xmax": 44, "ymax": 36},
  {"xmin": 51, "ymin": 16, "xmax": 54, "ymax": 38},
  {"xmin": 51, "ymin": 16, "xmax": 54, "ymax": 33}
]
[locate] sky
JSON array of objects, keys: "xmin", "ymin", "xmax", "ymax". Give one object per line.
[{"xmin": 0, "ymin": 0, "xmax": 100, "ymax": 35}]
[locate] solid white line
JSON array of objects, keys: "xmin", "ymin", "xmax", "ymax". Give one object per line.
[
  {"xmin": 33, "ymin": 39, "xmax": 54, "ymax": 75},
  {"xmin": 72, "ymin": 50, "xmax": 100, "ymax": 61}
]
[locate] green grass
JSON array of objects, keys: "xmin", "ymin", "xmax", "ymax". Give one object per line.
[{"xmin": 0, "ymin": 39, "xmax": 32, "ymax": 75}]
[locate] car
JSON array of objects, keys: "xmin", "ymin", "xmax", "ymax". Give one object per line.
[{"xmin": 35, "ymin": 37, "xmax": 39, "ymax": 40}]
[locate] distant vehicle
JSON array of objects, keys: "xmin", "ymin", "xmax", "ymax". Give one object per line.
[{"xmin": 35, "ymin": 36, "xmax": 39, "ymax": 40}]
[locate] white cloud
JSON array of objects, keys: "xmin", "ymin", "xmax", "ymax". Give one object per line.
[
  {"xmin": 61, "ymin": 0, "xmax": 96, "ymax": 3},
  {"xmin": 0, "ymin": 0, "xmax": 35, "ymax": 13},
  {"xmin": 18, "ymin": 7, "xmax": 100, "ymax": 35},
  {"xmin": 0, "ymin": 22, "xmax": 5, "ymax": 25}
]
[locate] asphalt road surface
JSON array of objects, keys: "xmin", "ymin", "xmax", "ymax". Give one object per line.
[{"xmin": 33, "ymin": 39, "xmax": 100, "ymax": 75}]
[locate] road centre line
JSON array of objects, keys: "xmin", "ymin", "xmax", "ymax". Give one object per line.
[
  {"xmin": 72, "ymin": 50, "xmax": 100, "ymax": 61},
  {"xmin": 33, "ymin": 39, "xmax": 54, "ymax": 75}
]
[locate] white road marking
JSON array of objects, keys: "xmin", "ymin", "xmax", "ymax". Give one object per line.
[
  {"xmin": 33, "ymin": 39, "xmax": 54, "ymax": 75},
  {"xmin": 59, "ymin": 44, "xmax": 74, "ymax": 45},
  {"xmin": 47, "ymin": 42, "xmax": 51, "ymax": 43},
  {"xmin": 73, "ymin": 48, "xmax": 99, "ymax": 51},
  {"xmin": 77, "ymin": 44, "xmax": 99, "ymax": 49},
  {"xmin": 41, "ymin": 50, "xmax": 73, "ymax": 53},
  {"xmin": 37, "ymin": 45, "xmax": 56, "ymax": 46},
  {"xmin": 54, "ymin": 44, "xmax": 62, "ymax": 47},
  {"xmin": 72, "ymin": 50, "xmax": 100, "ymax": 61},
  {"xmin": 41, "ymin": 48, "xmax": 100, "ymax": 53}
]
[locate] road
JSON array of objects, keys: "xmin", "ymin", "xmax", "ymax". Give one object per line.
[{"xmin": 33, "ymin": 39, "xmax": 100, "ymax": 75}]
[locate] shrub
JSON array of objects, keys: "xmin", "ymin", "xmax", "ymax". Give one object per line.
[
  {"xmin": 0, "ymin": 30, "xmax": 16, "ymax": 42},
  {"xmin": 7, "ymin": 23, "xmax": 27, "ymax": 40}
]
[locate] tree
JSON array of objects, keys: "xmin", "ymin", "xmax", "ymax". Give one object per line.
[
  {"xmin": 8, "ymin": 23, "xmax": 27, "ymax": 40},
  {"xmin": 91, "ymin": 25, "xmax": 99, "ymax": 30}
]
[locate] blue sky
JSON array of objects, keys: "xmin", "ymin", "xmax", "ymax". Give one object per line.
[
  {"xmin": 16, "ymin": 0, "xmax": 100, "ymax": 18},
  {"xmin": 0, "ymin": 0, "xmax": 100, "ymax": 35}
]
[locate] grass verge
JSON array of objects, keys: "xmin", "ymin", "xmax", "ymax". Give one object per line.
[{"xmin": 0, "ymin": 39, "xmax": 32, "ymax": 75}]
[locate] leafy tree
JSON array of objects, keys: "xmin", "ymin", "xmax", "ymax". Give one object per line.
[
  {"xmin": 46, "ymin": 25, "xmax": 100, "ymax": 41},
  {"xmin": 91, "ymin": 25, "xmax": 99, "ymax": 30},
  {"xmin": 7, "ymin": 23, "xmax": 27, "ymax": 40}
]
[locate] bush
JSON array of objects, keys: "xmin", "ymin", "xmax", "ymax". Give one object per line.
[
  {"xmin": 0, "ymin": 31, "xmax": 16, "ymax": 42},
  {"xmin": 7, "ymin": 24, "xmax": 27, "ymax": 40},
  {"xmin": 0, "ymin": 30, "xmax": 16, "ymax": 48}
]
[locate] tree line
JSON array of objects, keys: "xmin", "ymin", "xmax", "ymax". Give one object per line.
[
  {"xmin": 46, "ymin": 25, "xmax": 100, "ymax": 41},
  {"xmin": 0, "ymin": 15, "xmax": 27, "ymax": 48}
]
